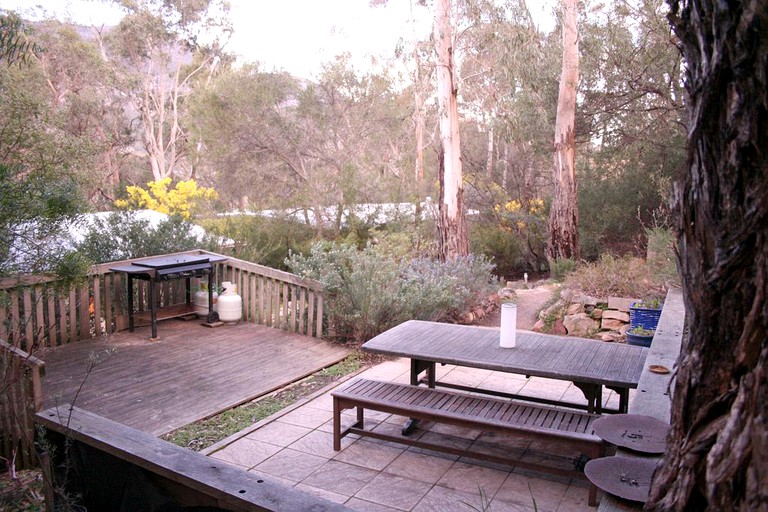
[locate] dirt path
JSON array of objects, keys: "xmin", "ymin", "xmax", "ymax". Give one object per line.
[{"xmin": 480, "ymin": 283, "xmax": 558, "ymax": 330}]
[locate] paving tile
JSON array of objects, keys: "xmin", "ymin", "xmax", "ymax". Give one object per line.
[
  {"xmin": 487, "ymin": 497, "xmax": 539, "ymax": 511},
  {"xmin": 439, "ymin": 366, "xmax": 492, "ymax": 387},
  {"xmin": 355, "ymin": 472, "xmax": 433, "ymax": 511},
  {"xmin": 334, "ymin": 439, "xmax": 406, "ymax": 470},
  {"xmin": 345, "ymin": 497, "xmax": 403, "ymax": 511},
  {"xmin": 294, "ymin": 482, "xmax": 351, "ymax": 504},
  {"xmin": 279, "ymin": 405, "xmax": 335, "ymax": 429},
  {"xmin": 382, "ymin": 449, "xmax": 455, "ymax": 484},
  {"xmin": 436, "ymin": 460, "xmax": 508, "ymax": 496},
  {"xmin": 246, "ymin": 420, "xmax": 312, "ymax": 447},
  {"xmin": 480, "ymin": 373, "xmax": 530, "ymax": 394},
  {"xmin": 302, "ymin": 460, "xmax": 379, "ymax": 496},
  {"xmin": 209, "ymin": 437, "xmax": 282, "ymax": 469},
  {"xmin": 412, "ymin": 484, "xmax": 489, "ymax": 512},
  {"xmin": 254, "ymin": 448, "xmax": 328, "ymax": 482},
  {"xmin": 427, "ymin": 422, "xmax": 482, "ymax": 441},
  {"xmin": 416, "ymin": 430, "xmax": 474, "ymax": 452},
  {"xmin": 288, "ymin": 428, "xmax": 352, "ymax": 459},
  {"xmin": 493, "ymin": 469, "xmax": 570, "ymax": 512},
  {"xmin": 555, "ymin": 479, "xmax": 594, "ymax": 512},
  {"xmin": 305, "ymin": 392, "xmax": 335, "ymax": 410}
]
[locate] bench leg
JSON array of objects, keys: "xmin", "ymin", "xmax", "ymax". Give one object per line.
[
  {"xmin": 333, "ymin": 397, "xmax": 341, "ymax": 451},
  {"xmin": 356, "ymin": 406, "xmax": 364, "ymax": 428}
]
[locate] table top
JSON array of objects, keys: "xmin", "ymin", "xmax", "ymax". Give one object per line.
[{"xmin": 362, "ymin": 320, "xmax": 648, "ymax": 388}]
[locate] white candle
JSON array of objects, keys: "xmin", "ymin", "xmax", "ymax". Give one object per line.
[{"xmin": 500, "ymin": 302, "xmax": 517, "ymax": 348}]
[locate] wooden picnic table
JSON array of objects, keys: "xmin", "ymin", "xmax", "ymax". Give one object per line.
[{"xmin": 362, "ymin": 320, "xmax": 648, "ymax": 416}]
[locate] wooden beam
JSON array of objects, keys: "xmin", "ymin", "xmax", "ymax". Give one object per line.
[{"xmin": 37, "ymin": 406, "xmax": 351, "ymax": 512}]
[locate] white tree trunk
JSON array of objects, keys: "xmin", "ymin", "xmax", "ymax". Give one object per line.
[
  {"xmin": 434, "ymin": 0, "xmax": 469, "ymax": 260},
  {"xmin": 548, "ymin": 0, "xmax": 580, "ymax": 260}
]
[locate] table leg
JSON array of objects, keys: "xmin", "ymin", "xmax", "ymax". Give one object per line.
[
  {"xmin": 403, "ymin": 359, "xmax": 436, "ymax": 435},
  {"xmin": 573, "ymin": 382, "xmax": 602, "ymax": 414},
  {"xmin": 149, "ymin": 280, "xmax": 158, "ymax": 340},
  {"xmin": 128, "ymin": 275, "xmax": 134, "ymax": 333},
  {"xmin": 607, "ymin": 386, "xmax": 630, "ymax": 413}
]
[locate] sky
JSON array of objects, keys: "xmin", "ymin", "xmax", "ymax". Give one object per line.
[{"xmin": 1, "ymin": 0, "xmax": 557, "ymax": 79}]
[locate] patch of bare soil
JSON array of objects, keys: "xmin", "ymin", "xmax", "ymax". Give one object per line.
[{"xmin": 479, "ymin": 283, "xmax": 558, "ymax": 330}]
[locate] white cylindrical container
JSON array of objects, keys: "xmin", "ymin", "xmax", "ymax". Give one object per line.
[
  {"xmin": 217, "ymin": 281, "xmax": 242, "ymax": 323},
  {"xmin": 500, "ymin": 302, "xmax": 517, "ymax": 348},
  {"xmin": 194, "ymin": 283, "xmax": 218, "ymax": 318}
]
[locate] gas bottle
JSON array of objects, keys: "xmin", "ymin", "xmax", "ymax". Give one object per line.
[
  {"xmin": 217, "ymin": 281, "xmax": 242, "ymax": 323},
  {"xmin": 194, "ymin": 282, "xmax": 218, "ymax": 318}
]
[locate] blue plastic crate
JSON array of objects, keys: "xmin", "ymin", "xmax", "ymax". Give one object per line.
[{"xmin": 629, "ymin": 301, "xmax": 662, "ymax": 330}]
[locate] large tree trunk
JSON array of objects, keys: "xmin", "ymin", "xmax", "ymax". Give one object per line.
[
  {"xmin": 646, "ymin": 1, "xmax": 768, "ymax": 510},
  {"xmin": 547, "ymin": 0, "xmax": 580, "ymax": 261},
  {"xmin": 434, "ymin": 0, "xmax": 469, "ymax": 261}
]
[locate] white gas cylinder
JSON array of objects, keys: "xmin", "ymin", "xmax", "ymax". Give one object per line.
[
  {"xmin": 193, "ymin": 282, "xmax": 218, "ymax": 318},
  {"xmin": 217, "ymin": 281, "xmax": 242, "ymax": 323}
]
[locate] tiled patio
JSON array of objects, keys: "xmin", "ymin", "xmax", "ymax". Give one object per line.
[{"xmin": 206, "ymin": 358, "xmax": 624, "ymax": 512}]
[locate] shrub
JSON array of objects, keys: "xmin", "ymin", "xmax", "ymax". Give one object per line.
[
  {"xmin": 286, "ymin": 242, "xmax": 496, "ymax": 343},
  {"xmin": 565, "ymin": 253, "xmax": 666, "ymax": 299},
  {"xmin": 645, "ymin": 227, "xmax": 680, "ymax": 288},
  {"xmin": 548, "ymin": 258, "xmax": 577, "ymax": 282},
  {"xmin": 200, "ymin": 215, "xmax": 316, "ymax": 271},
  {"xmin": 115, "ymin": 178, "xmax": 218, "ymax": 220},
  {"xmin": 76, "ymin": 211, "xmax": 218, "ymax": 263}
]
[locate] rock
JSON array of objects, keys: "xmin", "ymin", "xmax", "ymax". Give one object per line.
[
  {"xmin": 600, "ymin": 333, "xmax": 623, "ymax": 343},
  {"xmin": 563, "ymin": 313, "xmax": 598, "ymax": 336},
  {"xmin": 591, "ymin": 308, "xmax": 604, "ymax": 320},
  {"xmin": 566, "ymin": 303, "xmax": 585, "ymax": 315},
  {"xmin": 572, "ymin": 291, "xmax": 599, "ymax": 306},
  {"xmin": 608, "ymin": 297, "xmax": 635, "ymax": 312},
  {"xmin": 619, "ymin": 324, "xmax": 631, "ymax": 336},
  {"xmin": 601, "ymin": 318, "xmax": 625, "ymax": 331},
  {"xmin": 532, "ymin": 319, "xmax": 546, "ymax": 332},
  {"xmin": 602, "ymin": 310, "xmax": 630, "ymax": 322},
  {"xmin": 540, "ymin": 300, "xmax": 565, "ymax": 320},
  {"xmin": 560, "ymin": 288, "xmax": 574, "ymax": 302},
  {"xmin": 498, "ymin": 288, "xmax": 517, "ymax": 301},
  {"xmin": 552, "ymin": 317, "xmax": 567, "ymax": 335},
  {"xmin": 459, "ymin": 311, "xmax": 475, "ymax": 324}
]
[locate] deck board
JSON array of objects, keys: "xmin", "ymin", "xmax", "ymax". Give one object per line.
[{"xmin": 40, "ymin": 320, "xmax": 350, "ymax": 436}]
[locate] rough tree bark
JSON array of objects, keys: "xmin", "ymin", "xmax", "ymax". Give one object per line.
[
  {"xmin": 548, "ymin": 0, "xmax": 580, "ymax": 261},
  {"xmin": 434, "ymin": 0, "xmax": 469, "ymax": 261},
  {"xmin": 646, "ymin": 1, "xmax": 768, "ymax": 510}
]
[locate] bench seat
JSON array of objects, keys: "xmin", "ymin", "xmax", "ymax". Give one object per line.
[{"xmin": 332, "ymin": 378, "xmax": 606, "ymax": 506}]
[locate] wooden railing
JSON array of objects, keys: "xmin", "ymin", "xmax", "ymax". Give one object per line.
[
  {"xmin": 0, "ymin": 250, "xmax": 325, "ymax": 351},
  {"xmin": 0, "ymin": 340, "xmax": 45, "ymax": 470}
]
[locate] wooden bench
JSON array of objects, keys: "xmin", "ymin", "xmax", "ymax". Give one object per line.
[{"xmin": 333, "ymin": 378, "xmax": 606, "ymax": 506}]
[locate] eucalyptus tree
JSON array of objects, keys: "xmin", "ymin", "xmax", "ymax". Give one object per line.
[
  {"xmin": 189, "ymin": 59, "xmax": 410, "ymax": 233},
  {"xmin": 105, "ymin": 0, "xmax": 230, "ymax": 182},
  {"xmin": 434, "ymin": 0, "xmax": 470, "ymax": 260},
  {"xmin": 548, "ymin": 0, "xmax": 580, "ymax": 260},
  {"xmin": 646, "ymin": 0, "xmax": 767, "ymax": 509}
]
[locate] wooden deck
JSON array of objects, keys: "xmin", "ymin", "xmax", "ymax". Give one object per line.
[{"xmin": 39, "ymin": 319, "xmax": 350, "ymax": 436}]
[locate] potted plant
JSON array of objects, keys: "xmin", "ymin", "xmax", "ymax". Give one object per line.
[
  {"xmin": 629, "ymin": 298, "xmax": 663, "ymax": 331},
  {"xmin": 626, "ymin": 326, "xmax": 655, "ymax": 347}
]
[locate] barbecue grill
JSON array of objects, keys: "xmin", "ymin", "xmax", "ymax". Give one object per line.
[{"xmin": 110, "ymin": 254, "xmax": 228, "ymax": 340}]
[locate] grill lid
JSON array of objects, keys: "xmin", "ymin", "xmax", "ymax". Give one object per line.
[{"xmin": 134, "ymin": 255, "xmax": 210, "ymax": 270}]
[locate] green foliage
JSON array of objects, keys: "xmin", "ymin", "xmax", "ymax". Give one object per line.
[
  {"xmin": 75, "ymin": 211, "xmax": 217, "ymax": 263},
  {"xmin": 0, "ymin": 12, "xmax": 43, "ymax": 67},
  {"xmin": 628, "ymin": 326, "xmax": 655, "ymax": 336},
  {"xmin": 469, "ymin": 198, "xmax": 549, "ymax": 278},
  {"xmin": 549, "ymin": 258, "xmax": 577, "ymax": 282},
  {"xmin": 287, "ymin": 242, "xmax": 496, "ymax": 343},
  {"xmin": 200, "ymin": 215, "xmax": 317, "ymax": 271}
]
